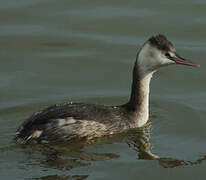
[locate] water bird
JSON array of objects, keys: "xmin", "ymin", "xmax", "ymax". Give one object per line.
[{"xmin": 14, "ymin": 34, "xmax": 199, "ymax": 143}]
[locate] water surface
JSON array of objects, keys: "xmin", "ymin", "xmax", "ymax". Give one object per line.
[{"xmin": 0, "ymin": 0, "xmax": 206, "ymax": 179}]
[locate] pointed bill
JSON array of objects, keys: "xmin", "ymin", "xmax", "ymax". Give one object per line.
[{"xmin": 169, "ymin": 53, "xmax": 200, "ymax": 67}]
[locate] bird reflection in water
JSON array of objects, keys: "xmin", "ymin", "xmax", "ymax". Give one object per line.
[
  {"xmin": 4, "ymin": 123, "xmax": 206, "ymax": 179},
  {"xmin": 127, "ymin": 121, "xmax": 206, "ymax": 168},
  {"xmin": 25, "ymin": 121, "xmax": 206, "ymax": 172},
  {"xmin": 126, "ymin": 121, "xmax": 193, "ymax": 168},
  {"xmin": 33, "ymin": 174, "xmax": 88, "ymax": 180}
]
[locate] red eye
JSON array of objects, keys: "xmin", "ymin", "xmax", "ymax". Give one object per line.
[{"xmin": 165, "ymin": 53, "xmax": 170, "ymax": 57}]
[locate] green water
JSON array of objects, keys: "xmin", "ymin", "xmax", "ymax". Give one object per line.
[{"xmin": 0, "ymin": 0, "xmax": 206, "ymax": 179}]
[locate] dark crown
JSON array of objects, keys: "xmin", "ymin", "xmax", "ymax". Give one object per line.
[{"xmin": 148, "ymin": 34, "xmax": 174, "ymax": 51}]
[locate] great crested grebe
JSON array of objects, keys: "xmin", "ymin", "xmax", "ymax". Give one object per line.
[{"xmin": 14, "ymin": 34, "xmax": 199, "ymax": 143}]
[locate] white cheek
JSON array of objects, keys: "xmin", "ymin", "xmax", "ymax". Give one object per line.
[
  {"xmin": 158, "ymin": 54, "xmax": 174, "ymax": 66},
  {"xmin": 137, "ymin": 43, "xmax": 175, "ymax": 74},
  {"xmin": 138, "ymin": 45, "xmax": 152, "ymax": 72}
]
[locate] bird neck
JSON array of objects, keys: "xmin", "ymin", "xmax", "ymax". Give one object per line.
[{"xmin": 125, "ymin": 58, "xmax": 154, "ymax": 127}]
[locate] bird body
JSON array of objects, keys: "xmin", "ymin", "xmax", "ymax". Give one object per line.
[{"xmin": 14, "ymin": 35, "xmax": 199, "ymax": 143}]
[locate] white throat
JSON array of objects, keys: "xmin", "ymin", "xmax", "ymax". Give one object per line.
[
  {"xmin": 135, "ymin": 45, "xmax": 156, "ymax": 127},
  {"xmin": 128, "ymin": 42, "xmax": 173, "ymax": 127},
  {"xmin": 136, "ymin": 71, "xmax": 153, "ymax": 127},
  {"xmin": 138, "ymin": 43, "xmax": 174, "ymax": 74}
]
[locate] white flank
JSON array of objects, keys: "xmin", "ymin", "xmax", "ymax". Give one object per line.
[
  {"xmin": 27, "ymin": 130, "xmax": 42, "ymax": 140},
  {"xmin": 58, "ymin": 117, "xmax": 77, "ymax": 127}
]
